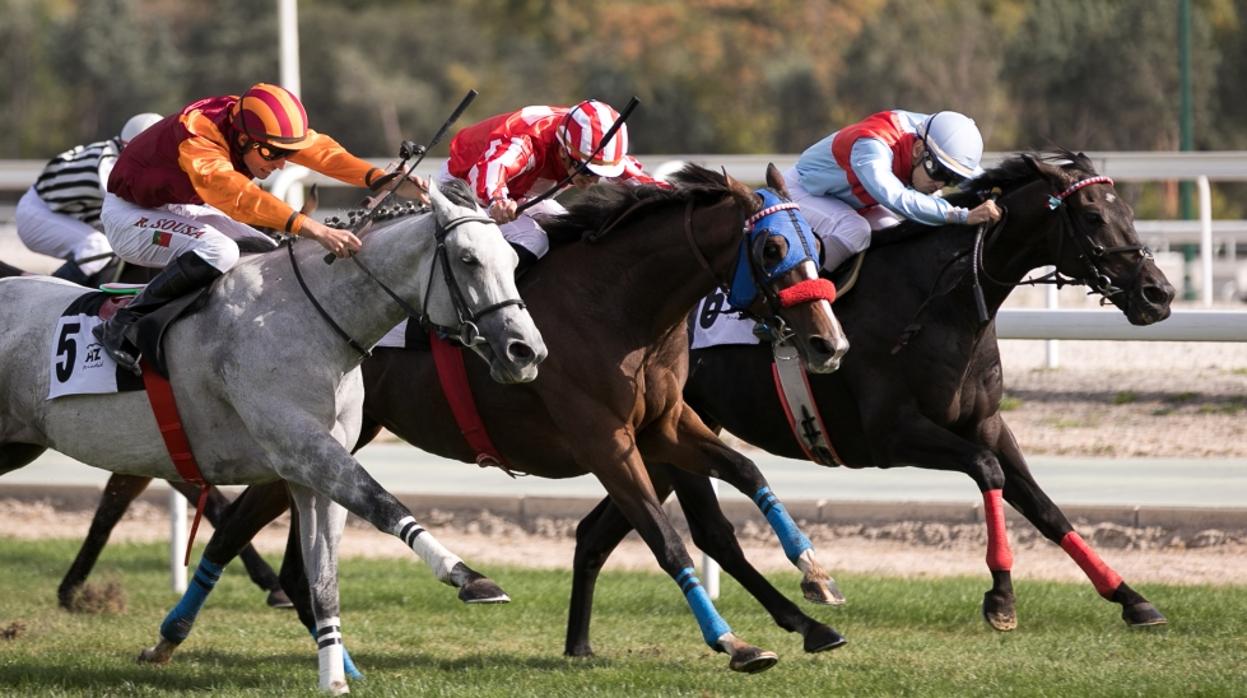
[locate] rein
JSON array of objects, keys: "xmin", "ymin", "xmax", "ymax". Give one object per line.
[{"xmin": 288, "ymin": 213, "xmax": 525, "ymax": 356}]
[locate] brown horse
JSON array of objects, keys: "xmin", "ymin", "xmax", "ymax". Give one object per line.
[
  {"xmin": 562, "ymin": 152, "xmax": 1176, "ymax": 655},
  {"xmin": 82, "ymin": 165, "xmax": 851, "ymax": 674}
]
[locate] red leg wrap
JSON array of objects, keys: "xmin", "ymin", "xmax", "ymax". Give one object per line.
[
  {"xmin": 983, "ymin": 489, "xmax": 1013, "ymax": 571},
  {"xmin": 1060, "ymin": 531, "xmax": 1123, "ymax": 598}
]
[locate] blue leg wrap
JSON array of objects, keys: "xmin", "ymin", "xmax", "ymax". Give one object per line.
[
  {"xmin": 676, "ymin": 567, "xmax": 731, "ymax": 648},
  {"xmin": 306, "ymin": 623, "xmax": 363, "ymax": 680},
  {"xmin": 160, "ymin": 559, "xmax": 224, "ymax": 643},
  {"xmin": 753, "ymin": 487, "xmax": 813, "ymax": 563}
]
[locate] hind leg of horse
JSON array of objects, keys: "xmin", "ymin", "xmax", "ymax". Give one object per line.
[
  {"xmin": 590, "ymin": 446, "xmax": 777, "ymax": 673},
  {"xmin": 59, "ymin": 473, "xmax": 153, "ymax": 608},
  {"xmin": 878, "ymin": 412, "xmax": 1015, "ymax": 630},
  {"xmin": 989, "ymin": 417, "xmax": 1165, "ymax": 627},
  {"xmin": 286, "ymin": 483, "xmax": 351, "ymax": 693},
  {"xmin": 642, "ymin": 409, "xmax": 842, "ymax": 606},
  {"xmin": 139, "ymin": 481, "xmax": 291, "ymax": 665}
]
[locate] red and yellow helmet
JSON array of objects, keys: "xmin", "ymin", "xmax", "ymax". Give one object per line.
[
  {"xmin": 231, "ymin": 83, "xmax": 314, "ymax": 150},
  {"xmin": 556, "ymin": 99, "xmax": 628, "ymax": 177}
]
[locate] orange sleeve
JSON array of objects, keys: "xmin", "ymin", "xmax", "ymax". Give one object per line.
[
  {"xmin": 177, "ymin": 131, "xmax": 307, "ymax": 234},
  {"xmin": 290, "ymin": 132, "xmax": 383, "ymax": 189}
]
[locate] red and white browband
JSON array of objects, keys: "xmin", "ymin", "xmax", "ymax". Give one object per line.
[
  {"xmin": 745, "ymin": 201, "xmax": 801, "ymax": 227},
  {"xmin": 1048, "ymin": 175, "xmax": 1114, "ymax": 210}
]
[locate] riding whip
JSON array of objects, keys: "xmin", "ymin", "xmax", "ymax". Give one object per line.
[
  {"xmin": 324, "ymin": 89, "xmax": 479, "ymax": 264},
  {"xmin": 515, "ymin": 95, "xmax": 640, "ymax": 215}
]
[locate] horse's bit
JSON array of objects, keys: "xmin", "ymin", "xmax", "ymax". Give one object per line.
[{"xmin": 288, "ymin": 212, "xmax": 526, "ymax": 358}]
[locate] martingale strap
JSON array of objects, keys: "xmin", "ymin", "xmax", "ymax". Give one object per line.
[
  {"xmin": 429, "ymin": 333, "xmax": 513, "ymax": 475},
  {"xmin": 770, "ymin": 341, "xmax": 842, "ymax": 466},
  {"xmin": 140, "ymin": 358, "xmax": 211, "ymax": 566}
]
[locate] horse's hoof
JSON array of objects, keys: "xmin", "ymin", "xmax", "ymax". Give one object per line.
[
  {"xmin": 326, "ymin": 679, "xmax": 350, "ymax": 695},
  {"xmin": 137, "ymin": 639, "xmax": 177, "ymax": 665},
  {"xmin": 982, "ymin": 590, "xmax": 1018, "ymax": 632},
  {"xmin": 564, "ymin": 644, "xmax": 595, "ymax": 658},
  {"xmin": 801, "ymin": 577, "xmax": 846, "ymax": 606},
  {"xmin": 457, "ymin": 577, "xmax": 510, "ymax": 604},
  {"xmin": 803, "ymin": 623, "xmax": 847, "ymax": 653},
  {"xmin": 1123, "ymin": 602, "xmax": 1167, "ymax": 627},
  {"xmin": 728, "ymin": 646, "xmax": 779, "ymax": 673},
  {"xmin": 266, "ymin": 588, "xmax": 294, "ymax": 609}
]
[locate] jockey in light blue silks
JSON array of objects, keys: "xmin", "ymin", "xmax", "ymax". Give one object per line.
[{"xmin": 784, "ymin": 109, "xmax": 1003, "ymax": 273}]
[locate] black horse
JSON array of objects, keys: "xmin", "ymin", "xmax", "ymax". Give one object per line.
[{"xmin": 562, "ymin": 152, "xmax": 1175, "ymax": 655}]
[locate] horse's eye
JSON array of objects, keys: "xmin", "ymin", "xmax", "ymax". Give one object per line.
[
  {"xmin": 459, "ymin": 253, "xmax": 479, "ymax": 266},
  {"xmin": 1084, "ymin": 212, "xmax": 1105, "ymax": 227},
  {"xmin": 763, "ymin": 241, "xmax": 783, "ymax": 263}
]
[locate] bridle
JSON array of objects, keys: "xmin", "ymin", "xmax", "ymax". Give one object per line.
[
  {"xmin": 893, "ymin": 170, "xmax": 1151, "ymax": 352},
  {"xmin": 976, "ymin": 174, "xmax": 1151, "ymax": 305},
  {"xmin": 287, "ymin": 211, "xmax": 526, "ymax": 358},
  {"xmin": 680, "ymin": 189, "xmax": 836, "ymax": 339}
]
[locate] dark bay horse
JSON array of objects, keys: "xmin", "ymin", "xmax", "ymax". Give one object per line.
[
  {"xmin": 75, "ymin": 166, "xmax": 852, "ymax": 674},
  {"xmin": 562, "ymin": 152, "xmax": 1176, "ymax": 654}
]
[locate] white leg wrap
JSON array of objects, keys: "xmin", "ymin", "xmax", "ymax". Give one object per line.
[
  {"xmin": 796, "ymin": 548, "xmax": 819, "ymax": 574},
  {"xmin": 315, "ymin": 617, "xmax": 347, "ymax": 693},
  {"xmin": 393, "ymin": 516, "xmax": 463, "ymax": 583}
]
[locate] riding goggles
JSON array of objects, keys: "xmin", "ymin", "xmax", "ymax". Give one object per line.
[
  {"xmin": 921, "ymin": 151, "xmax": 965, "ymax": 185},
  {"xmin": 251, "ymin": 141, "xmax": 296, "ymax": 161}
]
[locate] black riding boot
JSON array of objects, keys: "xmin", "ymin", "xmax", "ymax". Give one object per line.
[{"xmin": 92, "ymin": 252, "xmax": 222, "ymax": 374}]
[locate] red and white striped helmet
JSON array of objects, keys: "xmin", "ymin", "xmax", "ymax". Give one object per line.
[{"xmin": 556, "ymin": 100, "xmax": 628, "ymax": 177}]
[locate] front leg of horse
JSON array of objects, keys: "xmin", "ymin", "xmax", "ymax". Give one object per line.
[
  {"xmin": 881, "ymin": 414, "xmax": 1018, "ymax": 630},
  {"xmin": 287, "ymin": 485, "xmax": 352, "ymax": 694},
  {"xmin": 138, "ymin": 482, "xmax": 292, "ymax": 666},
  {"xmin": 271, "ymin": 434, "xmax": 508, "ymax": 604},
  {"xmin": 990, "ymin": 418, "xmax": 1165, "ymax": 628},
  {"xmin": 658, "ymin": 411, "xmax": 844, "ymax": 606}
]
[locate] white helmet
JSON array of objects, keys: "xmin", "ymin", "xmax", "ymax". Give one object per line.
[
  {"xmin": 920, "ymin": 111, "xmax": 984, "ymax": 181},
  {"xmin": 119, "ymin": 113, "xmax": 163, "ymax": 146}
]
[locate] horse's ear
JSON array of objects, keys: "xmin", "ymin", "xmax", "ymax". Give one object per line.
[
  {"xmin": 723, "ymin": 167, "xmax": 761, "ymax": 211},
  {"xmin": 1022, "ymin": 152, "xmax": 1071, "ymax": 187},
  {"xmin": 765, "ymin": 163, "xmax": 791, "ymax": 200},
  {"xmin": 426, "ymin": 180, "xmax": 452, "ymax": 223},
  {"xmin": 1073, "ymin": 151, "xmax": 1095, "ymax": 172}
]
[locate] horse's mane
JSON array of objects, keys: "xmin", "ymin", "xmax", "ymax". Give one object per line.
[
  {"xmin": 542, "ymin": 164, "xmax": 735, "ymax": 247},
  {"xmin": 880, "ymin": 149, "xmax": 1094, "ymax": 245}
]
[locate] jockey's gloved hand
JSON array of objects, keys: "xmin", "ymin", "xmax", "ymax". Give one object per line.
[{"xmin": 488, "ymin": 197, "xmax": 518, "ymax": 224}]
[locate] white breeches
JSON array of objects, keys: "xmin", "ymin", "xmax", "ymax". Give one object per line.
[
  {"xmin": 783, "ymin": 166, "xmax": 878, "ymax": 272},
  {"xmin": 100, "ymin": 194, "xmax": 272, "ymax": 273},
  {"xmin": 15, "ymin": 187, "xmax": 113, "ymax": 275}
]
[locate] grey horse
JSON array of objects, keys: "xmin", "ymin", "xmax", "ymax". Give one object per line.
[{"xmin": 0, "ymin": 181, "xmax": 547, "ymax": 693}]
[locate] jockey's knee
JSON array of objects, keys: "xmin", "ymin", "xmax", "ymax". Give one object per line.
[
  {"xmin": 819, "ymin": 218, "xmax": 870, "ymax": 272},
  {"xmin": 191, "ymin": 237, "xmax": 240, "ymax": 273}
]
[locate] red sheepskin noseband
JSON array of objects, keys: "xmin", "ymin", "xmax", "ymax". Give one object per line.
[{"xmin": 777, "ymin": 278, "xmax": 837, "ymax": 307}]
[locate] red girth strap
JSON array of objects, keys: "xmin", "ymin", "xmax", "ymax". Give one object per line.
[
  {"xmin": 777, "ymin": 278, "xmax": 837, "ymax": 308},
  {"xmin": 429, "ymin": 333, "xmax": 509, "ymax": 470},
  {"xmin": 140, "ymin": 358, "xmax": 210, "ymax": 566}
]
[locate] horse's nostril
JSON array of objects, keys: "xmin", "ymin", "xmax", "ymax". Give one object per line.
[
  {"xmin": 808, "ymin": 335, "xmax": 832, "ymax": 356},
  {"xmin": 1142, "ymin": 284, "xmax": 1173, "ymax": 305},
  {"xmin": 508, "ymin": 341, "xmax": 535, "ymax": 363}
]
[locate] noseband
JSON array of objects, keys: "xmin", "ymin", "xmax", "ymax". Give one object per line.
[{"xmin": 288, "ymin": 212, "xmax": 526, "ymax": 357}]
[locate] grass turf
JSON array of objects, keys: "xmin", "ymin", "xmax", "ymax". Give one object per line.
[{"xmin": 1, "ymin": 538, "xmax": 1244, "ymax": 696}]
